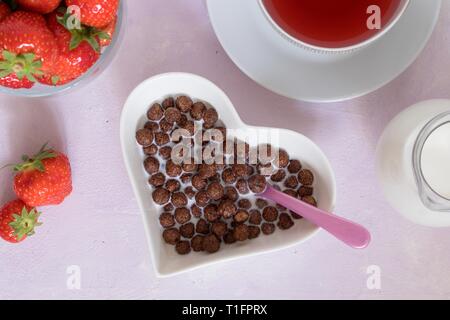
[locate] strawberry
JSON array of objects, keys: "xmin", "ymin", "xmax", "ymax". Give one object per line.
[
  {"xmin": 16, "ymin": 0, "xmax": 62, "ymax": 14},
  {"xmin": 39, "ymin": 10, "xmax": 100, "ymax": 85},
  {"xmin": 0, "ymin": 2, "xmax": 11, "ymax": 22},
  {"xmin": 13, "ymin": 144, "xmax": 72, "ymax": 207},
  {"xmin": 0, "ymin": 11, "xmax": 58, "ymax": 89},
  {"xmin": 65, "ymin": 0, "xmax": 119, "ymax": 28},
  {"xmin": 0, "ymin": 199, "xmax": 41, "ymax": 243},
  {"xmin": 99, "ymin": 15, "xmax": 116, "ymax": 47}
]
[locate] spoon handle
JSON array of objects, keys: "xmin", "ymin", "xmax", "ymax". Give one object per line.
[{"xmin": 261, "ymin": 185, "xmax": 371, "ymax": 249}]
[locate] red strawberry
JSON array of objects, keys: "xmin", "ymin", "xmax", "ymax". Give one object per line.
[
  {"xmin": 13, "ymin": 144, "xmax": 72, "ymax": 207},
  {"xmin": 0, "ymin": 2, "xmax": 11, "ymax": 22},
  {"xmin": 99, "ymin": 15, "xmax": 116, "ymax": 47},
  {"xmin": 16, "ymin": 0, "xmax": 62, "ymax": 14},
  {"xmin": 39, "ymin": 10, "xmax": 100, "ymax": 85},
  {"xmin": 0, "ymin": 199, "xmax": 41, "ymax": 243},
  {"xmin": 65, "ymin": 0, "xmax": 119, "ymax": 28},
  {"xmin": 0, "ymin": 11, "xmax": 58, "ymax": 89}
]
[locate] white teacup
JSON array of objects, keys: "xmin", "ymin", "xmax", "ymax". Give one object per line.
[{"xmin": 259, "ymin": 0, "xmax": 410, "ymax": 54}]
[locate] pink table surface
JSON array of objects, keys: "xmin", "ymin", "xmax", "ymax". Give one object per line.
[{"xmin": 1, "ymin": 0, "xmax": 450, "ymax": 300}]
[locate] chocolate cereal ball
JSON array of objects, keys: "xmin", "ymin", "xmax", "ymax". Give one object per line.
[
  {"xmin": 180, "ymin": 119, "xmax": 195, "ymax": 136},
  {"xmin": 248, "ymin": 225, "xmax": 261, "ymax": 239},
  {"xmin": 233, "ymin": 224, "xmax": 249, "ymax": 242},
  {"xmin": 182, "ymin": 162, "xmax": 198, "ymax": 173},
  {"xmin": 144, "ymin": 121, "xmax": 159, "ymax": 133},
  {"xmin": 224, "ymin": 232, "xmax": 236, "ymax": 244},
  {"xmin": 164, "ymin": 203, "xmax": 174, "ymax": 212},
  {"xmin": 255, "ymin": 198, "xmax": 268, "ymax": 209},
  {"xmin": 165, "ymin": 179, "xmax": 181, "ymax": 192},
  {"xmin": 298, "ymin": 169, "xmax": 314, "ymax": 186},
  {"xmin": 172, "ymin": 192, "xmax": 188, "ymax": 208},
  {"xmin": 203, "ymin": 108, "xmax": 219, "ymax": 129},
  {"xmin": 261, "ymin": 223, "xmax": 275, "ymax": 235},
  {"xmin": 144, "ymin": 156, "xmax": 159, "ymax": 175},
  {"xmin": 143, "ymin": 144, "xmax": 158, "ymax": 156},
  {"xmin": 180, "ymin": 223, "xmax": 195, "ymax": 239},
  {"xmin": 192, "ymin": 174, "xmax": 207, "ymax": 191},
  {"xmin": 136, "ymin": 129, "xmax": 154, "ymax": 147},
  {"xmin": 164, "ymin": 107, "xmax": 181, "ymax": 124},
  {"xmin": 196, "ymin": 219, "xmax": 210, "ymax": 235},
  {"xmin": 211, "ymin": 221, "xmax": 227, "ymax": 238},
  {"xmin": 249, "ymin": 209, "xmax": 262, "ymax": 225},
  {"xmin": 174, "ymin": 207, "xmax": 191, "ymax": 224},
  {"xmin": 180, "ymin": 173, "xmax": 192, "ymax": 184},
  {"xmin": 236, "ymin": 179, "xmax": 249, "ymax": 194},
  {"xmin": 176, "ymin": 96, "xmax": 193, "ymax": 112},
  {"xmin": 159, "ymin": 146, "xmax": 172, "ymax": 160},
  {"xmin": 184, "ymin": 186, "xmax": 196, "ymax": 199},
  {"xmin": 166, "ymin": 160, "xmax": 182, "ymax": 177},
  {"xmin": 232, "ymin": 164, "xmax": 248, "ymax": 178},
  {"xmin": 152, "ymin": 188, "xmax": 170, "ymax": 205},
  {"xmin": 278, "ymin": 213, "xmax": 294, "ymax": 230},
  {"xmin": 163, "ymin": 228, "xmax": 180, "ymax": 245},
  {"xmin": 238, "ymin": 199, "xmax": 252, "ymax": 210},
  {"xmin": 234, "ymin": 210, "xmax": 249, "ymax": 223},
  {"xmin": 175, "ymin": 241, "xmax": 191, "ymax": 255},
  {"xmin": 159, "ymin": 212, "xmax": 175, "ymax": 229},
  {"xmin": 154, "ymin": 132, "xmax": 170, "ymax": 146},
  {"xmin": 147, "ymin": 103, "xmax": 164, "ymax": 121},
  {"xmin": 198, "ymin": 164, "xmax": 216, "ymax": 179},
  {"xmin": 298, "ymin": 186, "xmax": 314, "ymax": 197},
  {"xmin": 276, "ymin": 149, "xmax": 289, "ymax": 168},
  {"xmin": 191, "ymin": 235, "xmax": 204, "ymax": 252},
  {"xmin": 202, "ymin": 234, "xmax": 221, "ymax": 253},
  {"xmin": 195, "ymin": 190, "xmax": 210, "ymax": 207},
  {"xmin": 248, "ymin": 174, "xmax": 267, "ymax": 194},
  {"xmin": 191, "ymin": 204, "xmax": 202, "ymax": 218},
  {"xmin": 191, "ymin": 102, "xmax": 206, "ymax": 120},
  {"xmin": 270, "ymin": 169, "xmax": 286, "ymax": 182},
  {"xmin": 222, "ymin": 168, "xmax": 236, "ymax": 184},
  {"xmin": 284, "ymin": 176, "xmax": 299, "ymax": 189},
  {"xmin": 218, "ymin": 200, "xmax": 237, "ymax": 218},
  {"xmin": 162, "ymin": 97, "xmax": 175, "ymax": 109},
  {"xmin": 302, "ymin": 195, "xmax": 317, "ymax": 207},
  {"xmin": 159, "ymin": 118, "xmax": 173, "ymax": 133},
  {"xmin": 204, "ymin": 204, "xmax": 220, "ymax": 222},
  {"xmin": 283, "ymin": 189, "xmax": 298, "ymax": 198},
  {"xmin": 206, "ymin": 181, "xmax": 224, "ymax": 201},
  {"xmin": 263, "ymin": 206, "xmax": 279, "ymax": 222},
  {"xmin": 149, "ymin": 172, "xmax": 165, "ymax": 187},
  {"xmin": 288, "ymin": 159, "xmax": 302, "ymax": 174},
  {"xmin": 223, "ymin": 186, "xmax": 239, "ymax": 201}
]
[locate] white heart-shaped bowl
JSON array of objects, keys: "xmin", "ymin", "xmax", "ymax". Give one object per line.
[{"xmin": 120, "ymin": 73, "xmax": 336, "ymax": 277}]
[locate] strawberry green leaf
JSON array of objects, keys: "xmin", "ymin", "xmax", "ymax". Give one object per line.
[
  {"xmin": 57, "ymin": 12, "xmax": 103, "ymax": 52},
  {"xmin": 85, "ymin": 36, "xmax": 100, "ymax": 53},
  {"xmin": 0, "ymin": 51, "xmax": 43, "ymax": 83},
  {"xmin": 8, "ymin": 207, "xmax": 42, "ymax": 241},
  {"xmin": 2, "ymin": 50, "xmax": 15, "ymax": 62},
  {"xmin": 96, "ymin": 31, "xmax": 111, "ymax": 41},
  {"xmin": 25, "ymin": 73, "xmax": 37, "ymax": 83},
  {"xmin": 0, "ymin": 70, "xmax": 12, "ymax": 78},
  {"xmin": 51, "ymin": 76, "xmax": 60, "ymax": 86},
  {"xmin": 13, "ymin": 143, "xmax": 57, "ymax": 173},
  {"xmin": 69, "ymin": 33, "xmax": 83, "ymax": 51}
]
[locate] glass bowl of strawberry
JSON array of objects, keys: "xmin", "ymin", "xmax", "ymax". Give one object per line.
[{"xmin": 0, "ymin": 0, "xmax": 125, "ymax": 97}]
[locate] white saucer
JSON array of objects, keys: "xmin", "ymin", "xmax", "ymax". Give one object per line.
[
  {"xmin": 207, "ymin": 0, "xmax": 441, "ymax": 102},
  {"xmin": 376, "ymin": 100, "xmax": 450, "ymax": 227}
]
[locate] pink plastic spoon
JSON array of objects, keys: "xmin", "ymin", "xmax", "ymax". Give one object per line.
[{"xmin": 260, "ymin": 185, "xmax": 371, "ymax": 249}]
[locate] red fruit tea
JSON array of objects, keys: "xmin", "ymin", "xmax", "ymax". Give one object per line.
[{"xmin": 262, "ymin": 0, "xmax": 403, "ymax": 48}]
